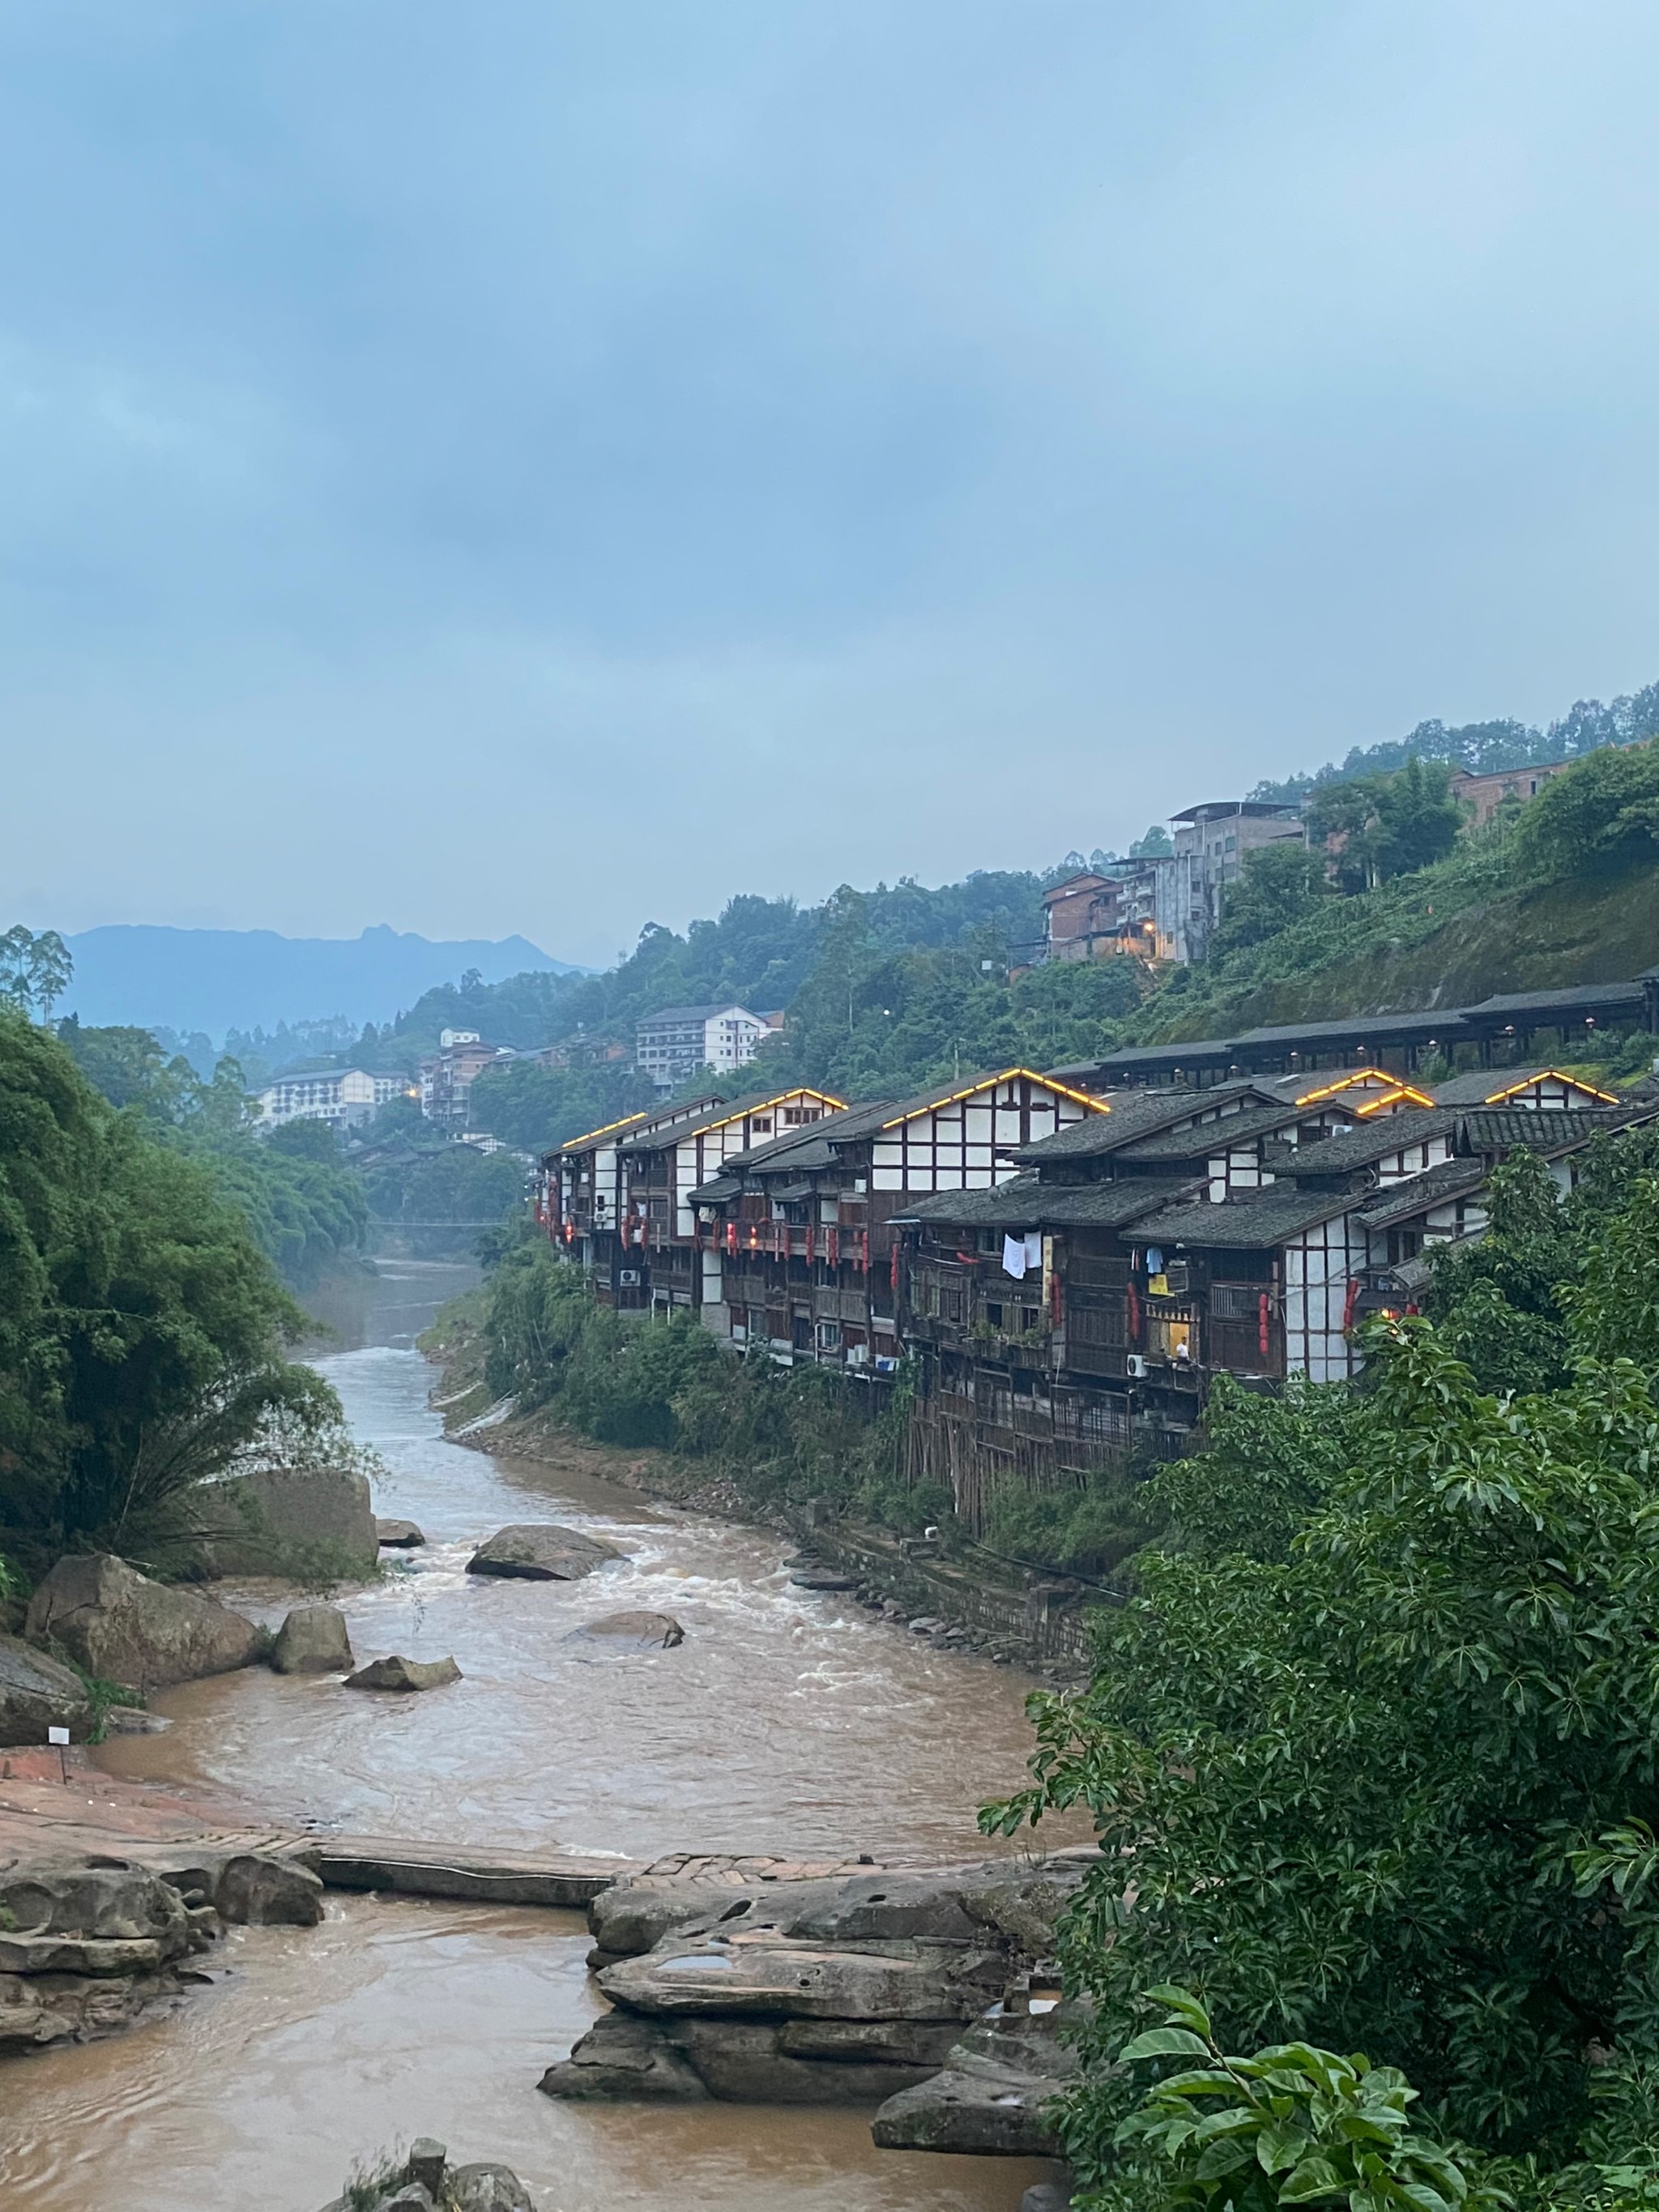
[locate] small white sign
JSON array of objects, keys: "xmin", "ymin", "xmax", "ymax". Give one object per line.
[{"xmin": 47, "ymin": 1726, "xmax": 70, "ymax": 1746}]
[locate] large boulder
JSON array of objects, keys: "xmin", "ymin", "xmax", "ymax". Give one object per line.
[
  {"xmin": 466, "ymin": 1524, "xmax": 622, "ymax": 1581},
  {"xmin": 450, "ymin": 2163, "xmax": 539, "ymax": 2212},
  {"xmin": 271, "ymin": 1603, "xmax": 354, "ymax": 1676},
  {"xmin": 189, "ymin": 1466, "xmax": 378, "ymax": 1579},
  {"xmin": 318, "ymin": 2143, "xmax": 536, "ymax": 2212},
  {"xmin": 24, "ymin": 1554, "xmax": 261, "ymax": 1692},
  {"xmin": 344, "ymin": 1654, "xmax": 461, "ymax": 1692},
  {"xmin": 539, "ymin": 2011, "xmax": 710, "ymax": 2100},
  {"xmin": 0, "ymin": 1856, "xmax": 194, "ymax": 1979},
  {"xmin": 566, "ymin": 1611, "xmax": 684, "ymax": 1649},
  {"xmin": 870, "ymin": 2011, "xmax": 1077, "ymax": 2156},
  {"xmin": 151, "ymin": 1848, "xmax": 325, "ymax": 1926},
  {"xmin": 0, "ymin": 1632, "xmax": 94, "ymax": 1744},
  {"xmin": 377, "ymin": 1518, "xmax": 426, "ymax": 1549}
]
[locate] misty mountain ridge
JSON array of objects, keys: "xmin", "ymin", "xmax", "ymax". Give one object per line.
[{"xmin": 62, "ymin": 922, "xmax": 584, "ymax": 1041}]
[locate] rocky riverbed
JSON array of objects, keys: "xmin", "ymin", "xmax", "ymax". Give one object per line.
[{"xmin": 1, "ymin": 1256, "xmax": 1080, "ymax": 2212}]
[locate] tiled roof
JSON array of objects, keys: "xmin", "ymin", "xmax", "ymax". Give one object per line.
[
  {"xmin": 1273, "ymin": 1112, "xmax": 1456, "ymax": 1179},
  {"xmin": 1432, "ymin": 1068, "xmax": 1622, "ymax": 1107},
  {"xmin": 1355, "ymin": 1159, "xmax": 1486, "ymax": 1231},
  {"xmin": 893, "ymin": 1175, "xmax": 1201, "ymax": 1232},
  {"xmin": 721, "ymin": 1099, "xmax": 896, "ymax": 1175},
  {"xmin": 1012, "ymin": 1081, "xmax": 1269, "ymax": 1163},
  {"xmin": 1128, "ymin": 1185, "xmax": 1361, "ymax": 1249},
  {"xmin": 635, "ymin": 1002, "xmax": 757, "ymax": 1026},
  {"xmin": 1116, "ymin": 1103, "xmax": 1310, "ymax": 1161},
  {"xmin": 1459, "ymin": 983, "xmax": 1644, "ymax": 1018}
]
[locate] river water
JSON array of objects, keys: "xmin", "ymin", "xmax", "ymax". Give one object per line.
[{"xmin": 1, "ymin": 1258, "xmax": 1065, "ymax": 2212}]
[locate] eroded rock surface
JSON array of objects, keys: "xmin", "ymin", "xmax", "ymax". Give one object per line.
[
  {"xmin": 271, "ymin": 1603, "xmax": 354, "ymax": 1676},
  {"xmin": 0, "ymin": 1855, "xmax": 199, "ymax": 2050},
  {"xmin": 544, "ymin": 1855, "xmax": 1089, "ymax": 2112},
  {"xmin": 0, "ymin": 1633, "xmax": 93, "ymax": 1744},
  {"xmin": 190, "ymin": 1467, "xmax": 378, "ymax": 1579},
  {"xmin": 871, "ymin": 2009, "xmax": 1078, "ymax": 2156},
  {"xmin": 466, "ymin": 1524, "xmax": 621, "ymax": 1582},
  {"xmin": 24, "ymin": 1556, "xmax": 260, "ymax": 1692},
  {"xmin": 344, "ymin": 1654, "xmax": 461, "ymax": 1692}
]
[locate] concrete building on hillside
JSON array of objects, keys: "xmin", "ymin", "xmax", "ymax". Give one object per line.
[
  {"xmin": 420, "ymin": 1033, "xmax": 510, "ymax": 1127},
  {"xmin": 1448, "ymin": 759, "xmax": 1573, "ymax": 827},
  {"xmin": 255, "ymin": 1068, "xmax": 404, "ymax": 1129},
  {"xmin": 636, "ymin": 1004, "xmax": 765, "ymax": 1092}
]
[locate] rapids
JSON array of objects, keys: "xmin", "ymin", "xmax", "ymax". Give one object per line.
[{"xmin": 0, "ymin": 1257, "xmax": 1065, "ymax": 2211}]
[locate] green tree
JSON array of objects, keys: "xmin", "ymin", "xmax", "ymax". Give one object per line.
[
  {"xmin": 985, "ymin": 1174, "xmax": 1659, "ymax": 2175},
  {"xmin": 1209, "ymin": 844, "xmax": 1336, "ymax": 958},
  {"xmin": 1131, "ymin": 826, "xmax": 1175, "ymax": 859},
  {"xmin": 0, "ymin": 926, "xmax": 73, "ymax": 1021},
  {"xmin": 1516, "ymin": 741, "xmax": 1659, "ymax": 882},
  {"xmin": 0, "ymin": 1012, "xmax": 337, "ymax": 1569}
]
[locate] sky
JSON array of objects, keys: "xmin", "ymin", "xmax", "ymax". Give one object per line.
[{"xmin": 4, "ymin": 2, "xmax": 1658, "ymax": 972}]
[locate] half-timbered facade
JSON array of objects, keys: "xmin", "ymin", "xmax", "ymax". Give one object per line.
[
  {"xmin": 891, "ymin": 1067, "xmax": 1659, "ymax": 1527},
  {"xmin": 688, "ymin": 1069, "xmax": 1107, "ymax": 1372}
]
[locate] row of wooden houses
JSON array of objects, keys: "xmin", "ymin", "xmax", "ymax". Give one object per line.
[{"xmin": 536, "ymin": 1058, "xmax": 1656, "ymax": 1527}]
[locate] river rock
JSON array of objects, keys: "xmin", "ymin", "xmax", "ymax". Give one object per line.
[
  {"xmin": 1021, "ymin": 2188, "xmax": 1073, "ymax": 2212},
  {"xmin": 466, "ymin": 1523, "xmax": 622, "ymax": 1581},
  {"xmin": 0, "ymin": 1632, "xmax": 94, "ymax": 1744},
  {"xmin": 150, "ymin": 1847, "xmax": 325, "ymax": 1926},
  {"xmin": 566, "ymin": 1610, "xmax": 684, "ymax": 1649},
  {"xmin": 377, "ymin": 1518, "xmax": 426, "ymax": 1548},
  {"xmin": 24, "ymin": 1554, "xmax": 261, "ymax": 1691},
  {"xmin": 538, "ymin": 2011, "xmax": 711, "ymax": 2100},
  {"xmin": 870, "ymin": 2009, "xmax": 1077, "ymax": 2156},
  {"xmin": 597, "ymin": 1930, "xmax": 1005, "ymax": 2022},
  {"xmin": 0, "ymin": 1857, "xmax": 194, "ymax": 1972},
  {"xmin": 450, "ymin": 2163, "xmax": 539, "ymax": 2212},
  {"xmin": 344, "ymin": 1654, "xmax": 461, "ymax": 1692},
  {"xmin": 788, "ymin": 1569, "xmax": 860, "ymax": 1591},
  {"xmin": 271, "ymin": 1603, "xmax": 354, "ymax": 1675},
  {"xmin": 186, "ymin": 1465, "xmax": 379, "ymax": 1580}
]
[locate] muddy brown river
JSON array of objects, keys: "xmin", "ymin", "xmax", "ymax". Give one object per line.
[{"xmin": 1, "ymin": 1259, "xmax": 1068, "ymax": 2211}]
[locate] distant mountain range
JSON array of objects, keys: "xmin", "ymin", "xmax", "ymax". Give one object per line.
[{"xmin": 61, "ymin": 924, "xmax": 582, "ymax": 1040}]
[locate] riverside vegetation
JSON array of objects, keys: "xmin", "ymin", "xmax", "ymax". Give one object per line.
[{"xmin": 979, "ymin": 1125, "xmax": 1659, "ymax": 2212}]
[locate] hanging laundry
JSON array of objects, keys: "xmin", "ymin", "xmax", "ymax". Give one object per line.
[
  {"xmin": 1002, "ymin": 1232, "xmax": 1029, "ymax": 1279},
  {"xmin": 1023, "ymin": 1230, "xmax": 1043, "ymax": 1272}
]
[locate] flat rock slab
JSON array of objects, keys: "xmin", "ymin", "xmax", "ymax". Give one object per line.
[
  {"xmin": 598, "ymin": 1931, "xmax": 1004, "ymax": 2022},
  {"xmin": 872, "ymin": 2058, "xmax": 1068, "ymax": 2156},
  {"xmin": 788, "ymin": 1571, "xmax": 860, "ymax": 1592},
  {"xmin": 377, "ymin": 1518, "xmax": 426, "ymax": 1548},
  {"xmin": 344, "ymin": 1655, "xmax": 461, "ymax": 1692},
  {"xmin": 467, "ymin": 1524, "xmax": 623, "ymax": 1581},
  {"xmin": 566, "ymin": 1611, "xmax": 684, "ymax": 1650}
]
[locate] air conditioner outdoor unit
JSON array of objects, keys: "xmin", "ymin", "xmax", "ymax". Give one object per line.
[
  {"xmin": 1125, "ymin": 1353, "xmax": 1149, "ymax": 1379},
  {"xmin": 618, "ymin": 1269, "xmax": 641, "ymax": 1287}
]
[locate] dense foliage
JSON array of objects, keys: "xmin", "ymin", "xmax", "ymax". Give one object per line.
[
  {"xmin": 459, "ymin": 1229, "xmax": 932, "ymax": 1526},
  {"xmin": 1250, "ymin": 680, "xmax": 1659, "ymax": 806},
  {"xmin": 1303, "ymin": 759, "xmax": 1464, "ymax": 891},
  {"xmin": 55, "ymin": 1018, "xmax": 369, "ymax": 1287},
  {"xmin": 985, "ymin": 1149, "xmax": 1659, "ymax": 2202},
  {"xmin": 0, "ymin": 1014, "xmax": 343, "ymax": 1572},
  {"xmin": 466, "ymin": 1055, "xmax": 655, "ymax": 1155}
]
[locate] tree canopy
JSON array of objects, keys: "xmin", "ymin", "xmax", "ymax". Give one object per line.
[
  {"xmin": 987, "ymin": 1141, "xmax": 1659, "ymax": 2197},
  {"xmin": 0, "ymin": 1014, "xmax": 337, "ymax": 1571}
]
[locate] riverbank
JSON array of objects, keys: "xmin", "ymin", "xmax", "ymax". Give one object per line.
[
  {"xmin": 427, "ymin": 1330, "xmax": 1096, "ymax": 1680},
  {"xmin": 3, "ymin": 1262, "xmax": 1073, "ymax": 2211}
]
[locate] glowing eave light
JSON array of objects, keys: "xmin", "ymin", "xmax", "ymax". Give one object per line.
[
  {"xmin": 1482, "ymin": 1069, "xmax": 1619, "ymax": 1107},
  {"xmin": 879, "ymin": 1069, "xmax": 1110, "ymax": 1130}
]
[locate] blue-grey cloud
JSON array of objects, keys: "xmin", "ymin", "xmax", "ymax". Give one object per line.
[{"xmin": 4, "ymin": 2, "xmax": 1658, "ymax": 969}]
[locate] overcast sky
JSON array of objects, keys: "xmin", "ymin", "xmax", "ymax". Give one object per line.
[{"xmin": 5, "ymin": 2, "xmax": 1658, "ymax": 970}]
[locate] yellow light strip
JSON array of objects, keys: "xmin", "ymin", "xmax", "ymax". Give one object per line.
[
  {"xmin": 1292, "ymin": 1069, "xmax": 1408, "ymax": 1105},
  {"xmin": 1354, "ymin": 1083, "xmax": 1437, "ymax": 1117},
  {"xmin": 880, "ymin": 1067, "xmax": 1111, "ymax": 1129},
  {"xmin": 560, "ymin": 1110, "xmax": 651, "ymax": 1151},
  {"xmin": 680, "ymin": 1087, "xmax": 850, "ymax": 1141},
  {"xmin": 1482, "ymin": 1068, "xmax": 1620, "ymax": 1107}
]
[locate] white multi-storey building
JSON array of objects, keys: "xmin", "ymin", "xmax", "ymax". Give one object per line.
[
  {"xmin": 254, "ymin": 1069, "xmax": 404, "ymax": 1129},
  {"xmin": 635, "ymin": 1003, "xmax": 765, "ymax": 1092}
]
